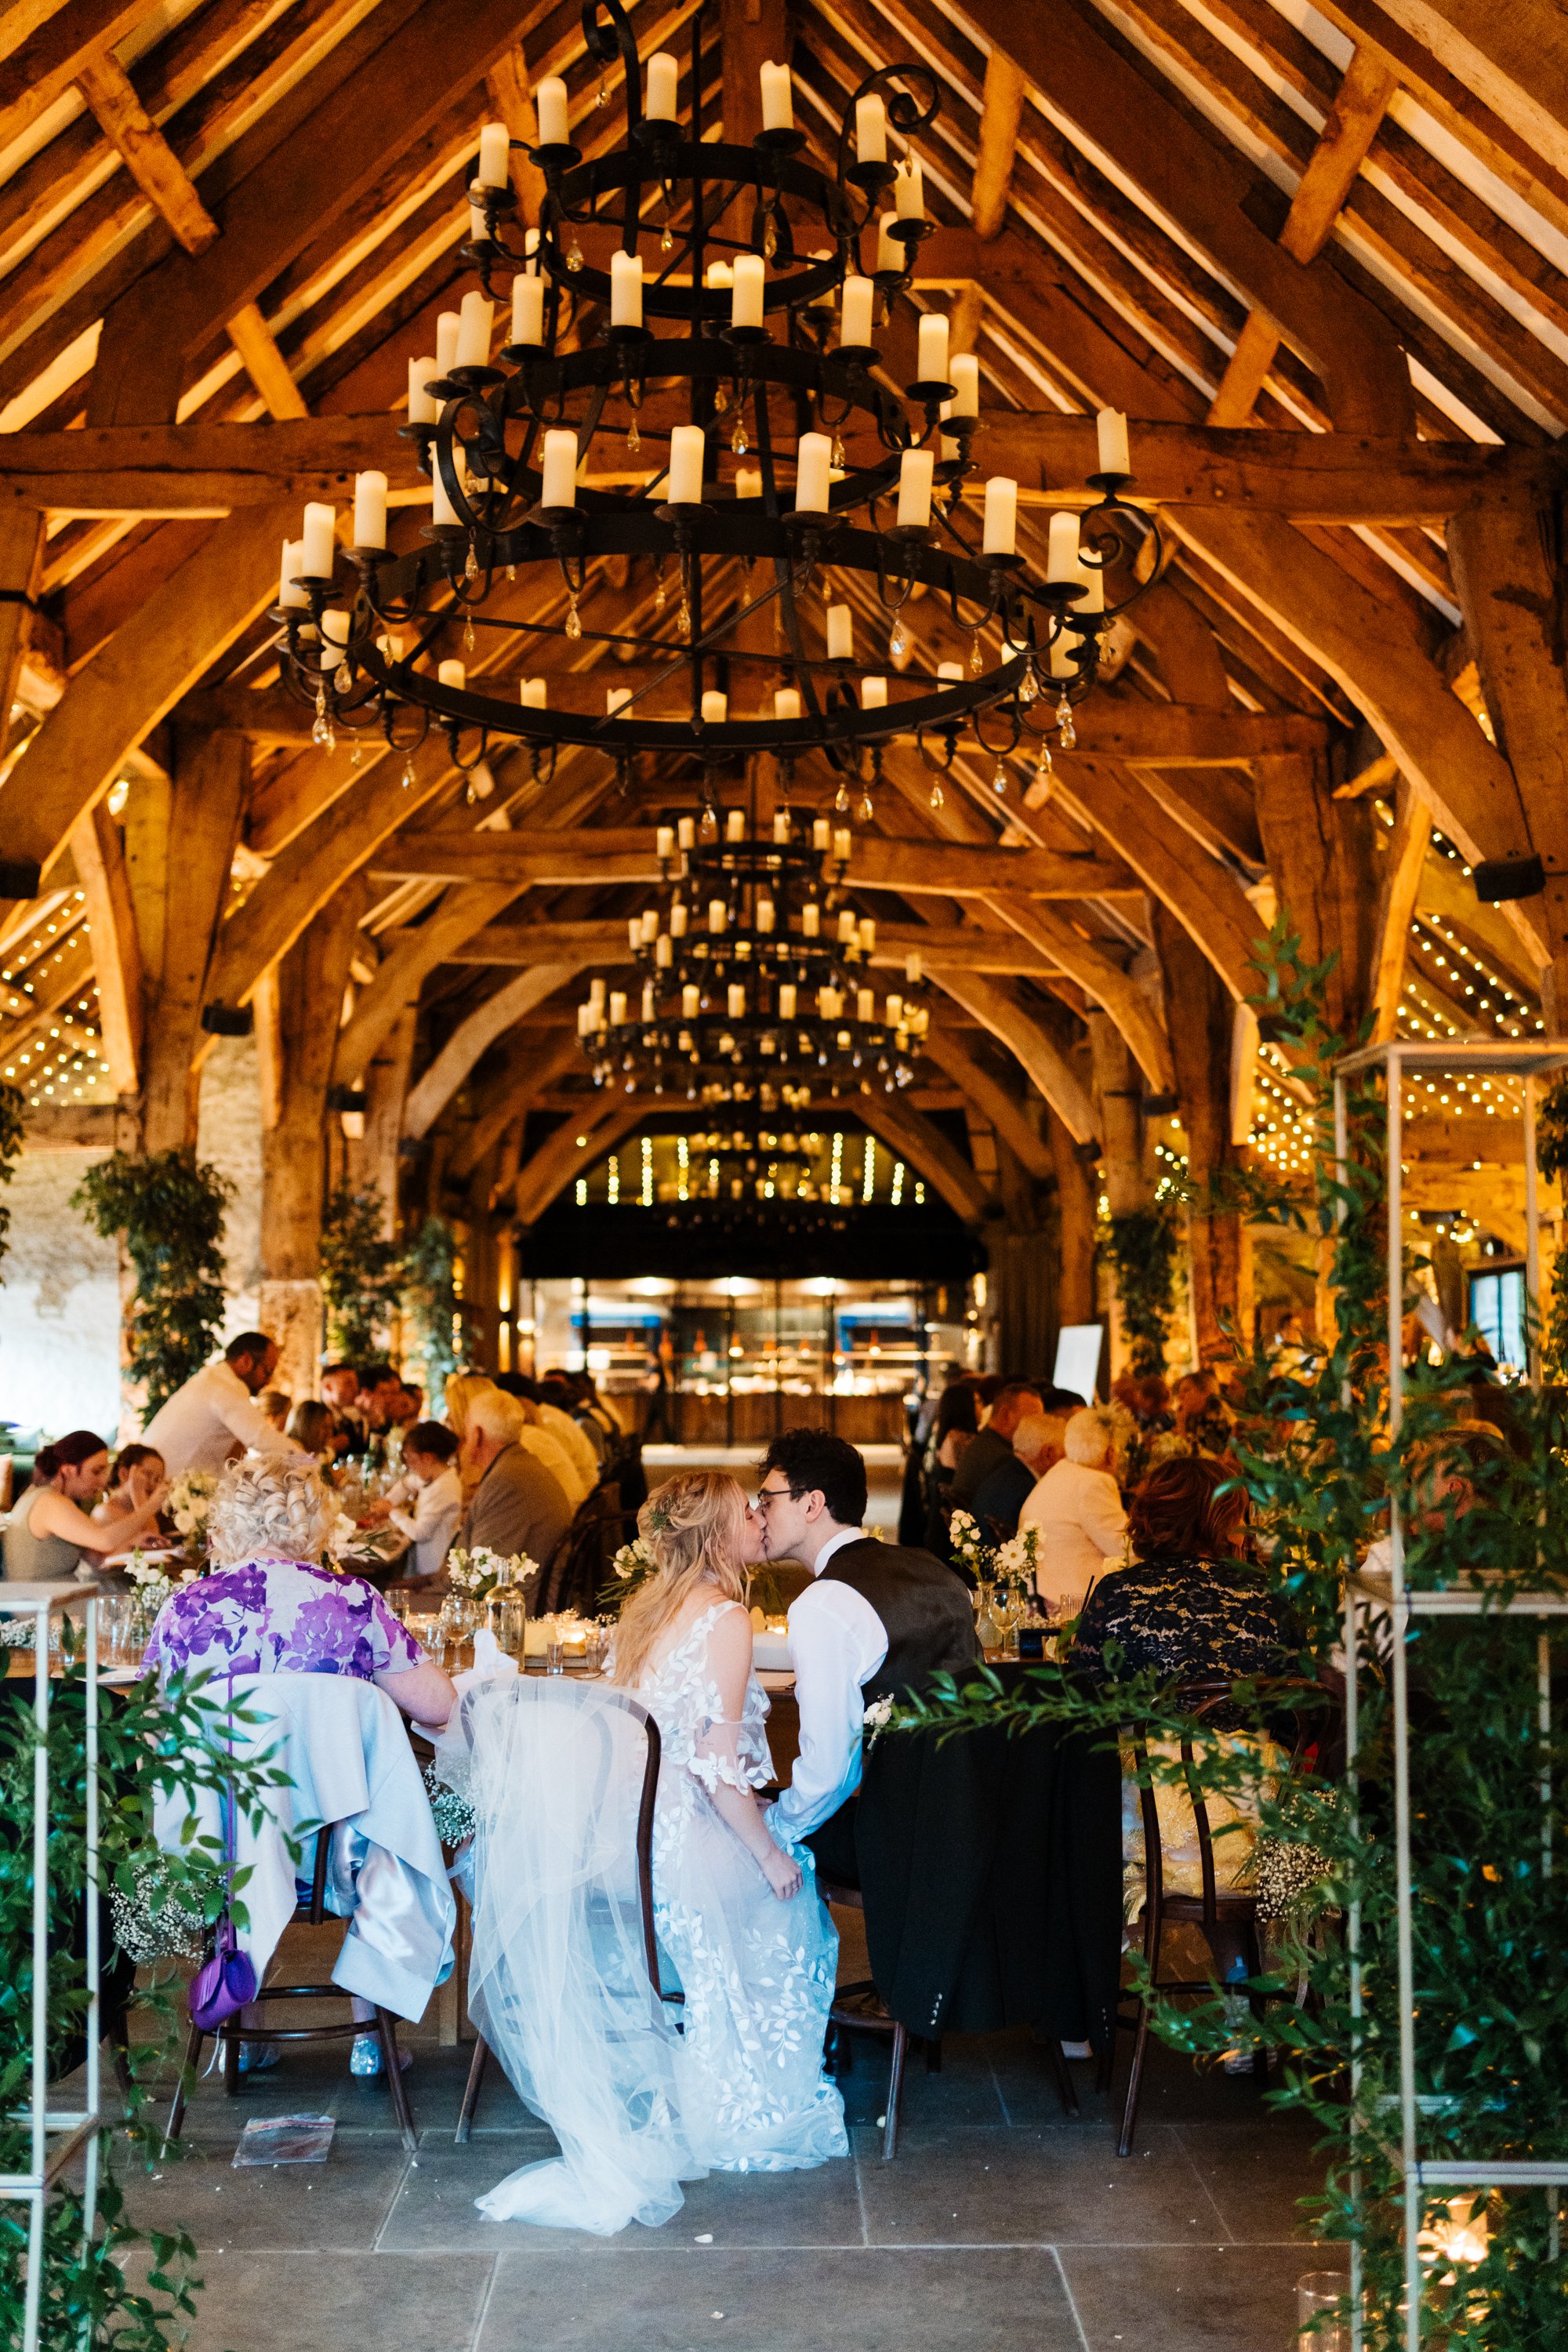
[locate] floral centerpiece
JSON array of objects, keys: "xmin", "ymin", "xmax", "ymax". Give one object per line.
[
  {"xmin": 167, "ymin": 1469, "xmax": 219, "ymax": 1560},
  {"xmin": 446, "ymin": 1544, "xmax": 535, "ymax": 1603}
]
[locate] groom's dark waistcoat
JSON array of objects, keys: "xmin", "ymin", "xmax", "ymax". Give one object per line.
[{"xmin": 815, "ymin": 1537, "xmax": 979, "ymax": 1700}]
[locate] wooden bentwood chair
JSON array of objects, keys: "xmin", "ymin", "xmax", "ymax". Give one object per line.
[
  {"xmin": 165, "ymin": 1821, "xmax": 417, "ymax": 2153},
  {"xmin": 454, "ymin": 1683, "xmax": 677, "ymax": 2140}
]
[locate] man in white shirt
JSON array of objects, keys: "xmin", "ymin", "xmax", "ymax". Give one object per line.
[
  {"xmin": 143, "ymin": 1333, "xmax": 307, "ymax": 1478},
  {"xmin": 756, "ymin": 1428, "xmax": 979, "ymax": 1885}
]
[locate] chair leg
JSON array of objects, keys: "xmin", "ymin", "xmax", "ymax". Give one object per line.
[
  {"xmin": 375, "ymin": 2008, "xmax": 418, "ymax": 2154},
  {"xmin": 1045, "ymin": 2031, "xmax": 1080, "ymax": 2118},
  {"xmin": 163, "ymin": 2019, "xmax": 205, "ymax": 2152},
  {"xmin": 1116, "ymin": 1995, "xmax": 1151, "ymax": 2160},
  {"xmin": 223, "ymin": 2024, "xmax": 241, "ymax": 2097},
  {"xmin": 882, "ymin": 2023, "xmax": 908, "ymax": 2161},
  {"xmin": 455, "ymin": 2034, "xmax": 489, "ymax": 2144}
]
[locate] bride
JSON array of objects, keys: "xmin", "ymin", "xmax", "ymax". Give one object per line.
[{"xmin": 444, "ymin": 1470, "xmax": 847, "ymax": 2233}]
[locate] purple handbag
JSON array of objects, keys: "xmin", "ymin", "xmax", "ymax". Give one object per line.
[{"xmin": 189, "ymin": 1693, "xmax": 258, "ymax": 2031}]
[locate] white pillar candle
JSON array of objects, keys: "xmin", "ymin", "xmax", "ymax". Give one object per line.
[
  {"xmin": 511, "ymin": 272, "xmax": 544, "ymax": 345},
  {"xmin": 627, "ymin": 917, "xmax": 643, "ymax": 952},
  {"xmin": 916, "ymin": 312, "xmax": 949, "ymax": 383},
  {"xmin": 610, "ymin": 249, "xmax": 643, "ymax": 327},
  {"xmin": 757, "ymin": 897, "xmax": 775, "ymax": 931},
  {"xmin": 301, "ymin": 501, "xmax": 336, "ymax": 579},
  {"xmin": 609, "ymin": 991, "xmax": 628, "ymax": 1025},
  {"xmin": 1076, "ymin": 554, "xmax": 1105, "ymax": 615},
  {"xmin": 682, "ymin": 985, "xmax": 701, "ymax": 1017},
  {"xmin": 779, "ymin": 982, "xmax": 797, "ymax": 1018},
  {"xmin": 728, "ymin": 983, "xmax": 746, "ymax": 1018},
  {"xmin": 726, "ymin": 808, "xmax": 746, "ymax": 841},
  {"xmin": 655, "ymin": 933, "xmax": 673, "ymax": 967},
  {"xmin": 838, "ymin": 907, "xmax": 858, "ymax": 944},
  {"xmin": 857, "ymin": 987, "xmax": 875, "ymax": 1022},
  {"xmin": 352, "ymin": 470, "xmax": 387, "ymax": 550},
  {"xmin": 938, "ymin": 660, "xmax": 962, "ymax": 687},
  {"xmin": 1096, "ymin": 406, "xmax": 1131, "ymax": 475},
  {"xmin": 886, "ymin": 993, "xmax": 903, "ymax": 1026},
  {"xmin": 773, "ymin": 811, "xmax": 791, "ymax": 841},
  {"xmin": 893, "ymin": 154, "xmax": 924, "ymax": 219},
  {"xmin": 833, "ymin": 826, "xmax": 852, "ymax": 861},
  {"xmin": 456, "ymin": 290, "xmax": 493, "ymax": 368},
  {"xmin": 840, "ymin": 274, "xmax": 873, "ymax": 347},
  {"xmin": 826, "ymin": 603, "xmax": 853, "ymax": 662},
  {"xmin": 775, "ymin": 688, "xmax": 800, "ymax": 720},
  {"xmin": 1047, "ymin": 511, "xmax": 1081, "ymax": 581},
  {"xmin": 377, "ymin": 633, "xmax": 404, "ymax": 662},
  {"xmin": 668, "ymin": 423, "xmax": 706, "ymax": 504},
  {"xmin": 802, "ymin": 901, "xmax": 821, "ymax": 935},
  {"xmin": 407, "ymin": 356, "xmax": 437, "ymax": 424},
  {"xmin": 876, "ymin": 213, "xmax": 902, "ymax": 273},
  {"xmin": 579, "ymin": 1002, "xmax": 596, "ymax": 1036},
  {"xmin": 760, "ymin": 60, "xmax": 793, "ymax": 129},
  {"xmin": 642, "ymin": 981, "xmax": 656, "ymax": 1022},
  {"xmin": 541, "ymin": 428, "xmax": 578, "ymax": 507},
  {"xmin": 1048, "ymin": 632, "xmax": 1077, "ymax": 677},
  {"xmin": 983, "ymin": 475, "xmax": 1018, "ymax": 556},
  {"xmin": 641, "ymin": 908, "xmax": 660, "ymax": 943},
  {"xmin": 817, "ymin": 986, "xmax": 834, "ymax": 1018},
  {"xmin": 670, "ymin": 898, "xmax": 690, "ymax": 933},
  {"xmin": 731, "ymin": 253, "xmax": 764, "ymax": 328},
  {"xmin": 811, "ymin": 818, "xmax": 830, "ymax": 850},
  {"xmin": 950, "ymin": 353, "xmax": 979, "ymax": 417},
  {"xmin": 431, "ymin": 445, "xmax": 464, "ymax": 525},
  {"xmin": 278, "ymin": 538, "xmax": 307, "ymax": 608},
  {"xmin": 735, "ymin": 466, "xmax": 762, "ymax": 499},
  {"xmin": 906, "ymin": 951, "xmax": 923, "ymax": 984},
  {"xmin": 677, "ymin": 817, "xmax": 695, "ymax": 851},
  {"xmin": 896, "ymin": 446, "xmax": 934, "ymax": 529},
  {"xmin": 589, "ymin": 977, "xmax": 606, "ymax": 1007},
  {"xmin": 795, "ymin": 430, "xmax": 831, "ymax": 511},
  {"xmin": 520, "ymin": 676, "xmax": 546, "ymax": 707},
  {"xmin": 535, "ymin": 75, "xmax": 568, "ymax": 144},
  {"xmin": 320, "ymin": 610, "xmax": 350, "ymax": 670},
  {"xmin": 435, "ymin": 310, "xmax": 461, "ymax": 374},
  {"xmin": 477, "ymin": 121, "xmax": 510, "ymax": 187},
  {"xmin": 856, "ymin": 93, "xmax": 886, "ymax": 161},
  {"xmin": 709, "ymin": 899, "xmax": 728, "ymax": 933},
  {"xmin": 468, "ymin": 197, "xmax": 490, "ymax": 250},
  {"xmin": 438, "ymin": 657, "xmax": 466, "ymax": 691},
  {"xmin": 607, "ymin": 686, "xmax": 631, "ymax": 716},
  {"xmin": 861, "ymin": 674, "xmax": 887, "ymax": 709},
  {"xmin": 656, "ymin": 826, "xmax": 675, "ymax": 859},
  {"xmin": 705, "ymin": 259, "xmax": 733, "ymax": 289},
  {"xmin": 858, "ymin": 917, "xmax": 877, "ymax": 950},
  {"xmin": 646, "ymin": 51, "xmax": 678, "ymax": 118},
  {"xmin": 702, "ymin": 690, "xmax": 728, "ymax": 724}
]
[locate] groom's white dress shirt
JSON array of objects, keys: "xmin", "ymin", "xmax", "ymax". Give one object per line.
[{"xmin": 771, "ymin": 1526, "xmax": 887, "ymax": 1842}]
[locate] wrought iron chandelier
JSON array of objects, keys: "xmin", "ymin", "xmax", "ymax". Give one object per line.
[
  {"xmin": 267, "ymin": 0, "xmax": 1155, "ymax": 803},
  {"xmin": 578, "ymin": 808, "xmax": 931, "ymax": 1098}
]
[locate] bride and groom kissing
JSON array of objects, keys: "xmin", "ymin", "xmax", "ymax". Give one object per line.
[{"xmin": 436, "ymin": 1425, "xmax": 979, "ymax": 2234}]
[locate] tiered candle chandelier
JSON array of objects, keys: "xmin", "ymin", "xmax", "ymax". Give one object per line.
[
  {"xmin": 266, "ymin": 0, "xmax": 1154, "ymax": 800},
  {"xmin": 578, "ymin": 806, "xmax": 931, "ymax": 1099}
]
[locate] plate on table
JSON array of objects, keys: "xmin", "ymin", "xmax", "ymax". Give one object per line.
[{"xmin": 752, "ymin": 1632, "xmax": 792, "ymax": 1671}]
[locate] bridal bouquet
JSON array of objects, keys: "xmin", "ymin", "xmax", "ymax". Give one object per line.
[{"xmin": 447, "ymin": 1545, "xmax": 535, "ymax": 1602}]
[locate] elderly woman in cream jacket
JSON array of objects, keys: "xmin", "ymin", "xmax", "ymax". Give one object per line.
[{"xmin": 1017, "ymin": 1408, "xmax": 1128, "ymax": 1617}]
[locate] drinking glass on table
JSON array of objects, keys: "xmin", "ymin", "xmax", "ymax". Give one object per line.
[
  {"xmin": 582, "ymin": 1621, "xmax": 608, "ymax": 1676},
  {"xmin": 993, "ymin": 1580, "xmax": 1023, "ymax": 1660},
  {"xmin": 544, "ymin": 1621, "xmax": 565, "ymax": 1676},
  {"xmin": 492, "ymin": 1594, "xmax": 528, "ymax": 1661}
]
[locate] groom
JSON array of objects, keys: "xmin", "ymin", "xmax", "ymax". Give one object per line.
[{"xmin": 756, "ymin": 1427, "xmax": 978, "ymax": 1885}]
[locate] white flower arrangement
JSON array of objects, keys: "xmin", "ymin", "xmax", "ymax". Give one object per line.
[
  {"xmin": 167, "ymin": 1470, "xmax": 219, "ymax": 1547},
  {"xmin": 125, "ymin": 1551, "xmax": 180, "ymax": 1614},
  {"xmin": 995, "ymin": 1526, "xmax": 1041, "ymax": 1587},
  {"xmin": 612, "ymin": 1534, "xmax": 654, "ymax": 1583},
  {"xmin": 446, "ymin": 1544, "xmax": 534, "ymax": 1600},
  {"xmin": 947, "ymin": 1508, "xmax": 993, "ymax": 1582}
]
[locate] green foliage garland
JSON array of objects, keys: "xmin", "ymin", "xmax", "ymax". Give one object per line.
[
  {"xmin": 0, "ymin": 1655, "xmax": 289, "ymax": 2347},
  {"xmin": 893, "ymin": 916, "xmax": 1568, "ymax": 2350},
  {"xmin": 0, "ymin": 1077, "xmax": 22, "ymax": 1277},
  {"xmin": 1102, "ymin": 1200, "xmax": 1181, "ymax": 1376},
  {"xmin": 1535, "ymin": 1079, "xmax": 1568, "ymax": 1379},
  {"xmin": 403, "ymin": 1214, "xmax": 466, "ymax": 1392},
  {"xmin": 320, "ymin": 1185, "xmax": 406, "ymax": 1361},
  {"xmin": 72, "ymin": 1150, "xmax": 234, "ymax": 1415}
]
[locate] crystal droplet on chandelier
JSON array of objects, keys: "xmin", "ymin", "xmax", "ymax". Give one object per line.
[
  {"xmin": 1056, "ymin": 693, "xmax": 1076, "ymax": 750},
  {"xmin": 350, "ymin": 739, "xmax": 363, "ymax": 768},
  {"xmin": 595, "ymin": 72, "xmax": 608, "ymax": 107},
  {"xmin": 463, "ymin": 612, "xmax": 474, "ymax": 652},
  {"xmin": 1018, "ymin": 665, "xmax": 1038, "ymax": 705},
  {"xmin": 506, "ymin": 564, "xmax": 516, "ymax": 583},
  {"xmin": 565, "ymin": 234, "xmax": 584, "ymax": 272},
  {"xmin": 992, "ymin": 760, "xmax": 1007, "ymax": 795},
  {"xmin": 464, "ymin": 536, "xmax": 478, "ymax": 583},
  {"xmin": 857, "ymin": 792, "xmax": 874, "ymax": 823},
  {"xmin": 888, "ymin": 620, "xmax": 908, "ymax": 659},
  {"xmin": 660, "ymin": 221, "xmax": 673, "ymax": 252},
  {"xmin": 626, "ymin": 417, "xmax": 641, "ymax": 455},
  {"xmin": 831, "ymin": 431, "xmax": 845, "ymax": 467},
  {"xmin": 565, "ymin": 592, "xmax": 583, "ymax": 641},
  {"xmin": 654, "ymin": 569, "xmax": 667, "ymax": 615},
  {"xmin": 730, "ymin": 416, "xmax": 749, "ymax": 454},
  {"xmin": 969, "ymin": 632, "xmax": 983, "ymax": 675},
  {"xmin": 834, "ymin": 779, "xmax": 850, "ymax": 812},
  {"xmin": 401, "ymin": 755, "xmax": 416, "ymax": 788},
  {"xmin": 311, "ymin": 681, "xmax": 334, "ymax": 750},
  {"xmin": 699, "ymin": 804, "xmax": 718, "ymax": 843},
  {"xmin": 929, "ymin": 781, "xmax": 945, "ymax": 811},
  {"xmin": 713, "ymin": 381, "xmax": 728, "ymax": 413},
  {"xmin": 677, "ymin": 597, "xmax": 691, "ymax": 636}
]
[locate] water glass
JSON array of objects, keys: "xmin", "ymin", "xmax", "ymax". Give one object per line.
[
  {"xmin": 583, "ymin": 1623, "xmax": 608, "ymax": 1676},
  {"xmin": 1296, "ymin": 2273, "xmax": 1351, "ymax": 2350},
  {"xmin": 545, "ymin": 1635, "xmax": 565, "ymax": 1677}
]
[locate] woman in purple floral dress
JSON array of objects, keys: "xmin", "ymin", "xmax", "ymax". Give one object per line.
[{"xmin": 144, "ymin": 1455, "xmax": 456, "ymax": 2075}]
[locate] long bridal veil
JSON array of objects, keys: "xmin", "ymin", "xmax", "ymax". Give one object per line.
[{"xmin": 438, "ymin": 1678, "xmax": 701, "ymax": 2234}]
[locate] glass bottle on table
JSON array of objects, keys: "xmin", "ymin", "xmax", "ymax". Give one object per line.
[{"xmin": 974, "ymin": 1581, "xmax": 1002, "ymax": 1661}]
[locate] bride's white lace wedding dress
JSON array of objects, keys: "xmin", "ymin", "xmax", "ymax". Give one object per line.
[{"xmin": 444, "ymin": 1599, "xmax": 847, "ymax": 2234}]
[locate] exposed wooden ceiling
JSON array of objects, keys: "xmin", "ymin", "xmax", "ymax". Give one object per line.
[{"xmin": 1, "ymin": 0, "xmax": 1564, "ymax": 1261}]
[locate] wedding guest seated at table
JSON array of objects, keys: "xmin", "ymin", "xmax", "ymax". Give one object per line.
[
  {"xmin": 949, "ymin": 1381, "xmax": 1047, "ymax": 1515},
  {"xmin": 492, "ymin": 1375, "xmax": 595, "ymax": 1505},
  {"xmin": 356, "ymin": 1363, "xmax": 403, "ymax": 1439},
  {"xmin": 363, "ymin": 1421, "xmax": 462, "ymax": 1581},
  {"xmin": 919, "ymin": 1379, "xmax": 978, "ymax": 1555},
  {"xmin": 285, "ymin": 1399, "xmax": 339, "ymax": 1461},
  {"xmin": 257, "ymin": 1388, "xmax": 292, "ymax": 1433},
  {"xmin": 451, "ymin": 1382, "xmax": 572, "ymax": 1590},
  {"xmin": 970, "ymin": 1411, "xmax": 1065, "ymax": 1543},
  {"xmin": 5, "ymin": 1432, "xmax": 169, "ymax": 1581},
  {"xmin": 92, "ymin": 1443, "xmax": 168, "ymax": 1532},
  {"xmin": 1018, "ymin": 1408, "xmax": 1128, "ymax": 1618},
  {"xmin": 142, "ymin": 1332, "xmax": 305, "ymax": 1477},
  {"xmin": 321, "ymin": 1363, "xmax": 366, "ymax": 1456},
  {"xmin": 143, "ymin": 1454, "xmax": 457, "ymax": 2074}
]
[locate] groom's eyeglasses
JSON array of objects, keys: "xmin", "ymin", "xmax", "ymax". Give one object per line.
[{"xmin": 753, "ymin": 1482, "xmax": 801, "ymax": 1513}]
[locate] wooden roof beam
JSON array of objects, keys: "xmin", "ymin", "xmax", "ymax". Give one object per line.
[
  {"xmin": 445, "ymin": 917, "xmax": 1061, "ymax": 977},
  {"xmin": 75, "ymin": 46, "xmax": 219, "ymax": 255},
  {"xmin": 971, "ymin": 46, "xmax": 1026, "ymax": 241}
]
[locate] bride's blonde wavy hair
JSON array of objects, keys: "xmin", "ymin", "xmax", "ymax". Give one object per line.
[{"xmin": 608, "ymin": 1472, "xmax": 750, "ymax": 1688}]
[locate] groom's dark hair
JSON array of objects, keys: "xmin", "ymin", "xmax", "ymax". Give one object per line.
[{"xmin": 758, "ymin": 1428, "xmax": 867, "ymax": 1527}]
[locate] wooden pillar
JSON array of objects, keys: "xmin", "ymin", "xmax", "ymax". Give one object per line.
[
  {"xmin": 1087, "ymin": 1012, "xmax": 1149, "ymax": 1218},
  {"xmin": 1446, "ymin": 495, "xmax": 1568, "ymax": 1028},
  {"xmin": 0, "ymin": 507, "xmax": 45, "ymax": 743},
  {"xmin": 344, "ymin": 1005, "xmax": 416, "ymax": 1228},
  {"xmin": 464, "ymin": 1147, "xmax": 500, "ymax": 1372},
  {"xmin": 1252, "ymin": 751, "xmax": 1378, "ymax": 1040},
  {"xmin": 1047, "ymin": 1107, "xmax": 1097, "ymax": 1334},
  {"xmin": 140, "ymin": 728, "xmax": 249, "ymax": 1152},
  {"xmin": 259, "ymin": 878, "xmax": 365, "ymax": 1397},
  {"xmin": 1152, "ymin": 904, "xmax": 1254, "ymax": 1363}
]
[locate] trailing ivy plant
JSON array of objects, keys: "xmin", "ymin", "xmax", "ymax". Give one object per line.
[
  {"xmin": 403, "ymin": 1214, "xmax": 467, "ymax": 1392},
  {"xmin": 0, "ymin": 1653, "xmax": 289, "ymax": 2348},
  {"xmin": 319, "ymin": 1184, "xmax": 406, "ymax": 1362},
  {"xmin": 0, "ymin": 1076, "xmax": 23, "ymax": 1278},
  {"xmin": 72, "ymin": 1151, "xmax": 234, "ymax": 1415},
  {"xmin": 1534, "ymin": 1077, "xmax": 1568, "ymax": 1379},
  {"xmin": 893, "ymin": 916, "xmax": 1568, "ymax": 2350},
  {"xmin": 1102, "ymin": 1197, "xmax": 1181, "ymax": 1376}
]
